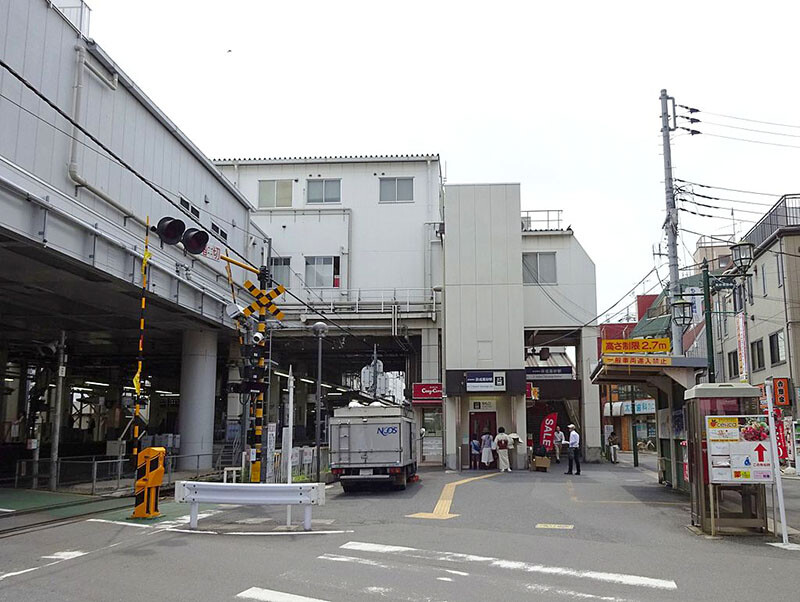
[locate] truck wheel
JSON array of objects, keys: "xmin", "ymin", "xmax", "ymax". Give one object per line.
[
  {"xmin": 394, "ymin": 472, "xmax": 407, "ymax": 491},
  {"xmin": 341, "ymin": 482, "xmax": 355, "ymax": 493}
]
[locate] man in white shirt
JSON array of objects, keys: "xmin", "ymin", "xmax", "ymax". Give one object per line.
[
  {"xmin": 553, "ymin": 426, "xmax": 565, "ymax": 463},
  {"xmin": 565, "ymin": 424, "xmax": 581, "ymax": 475}
]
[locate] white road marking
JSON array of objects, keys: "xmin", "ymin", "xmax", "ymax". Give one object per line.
[
  {"xmin": 165, "ymin": 528, "xmax": 217, "ymax": 534},
  {"xmin": 536, "ymin": 523, "xmax": 574, "ymax": 530},
  {"xmin": 40, "ymin": 551, "xmax": 87, "ymax": 560},
  {"xmin": 444, "ymin": 569, "xmax": 469, "ymax": 576},
  {"xmin": 365, "ymin": 586, "xmax": 392, "ymax": 595},
  {"xmin": 527, "ymin": 583, "xmax": 634, "ymax": 601},
  {"xmin": 236, "ymin": 517, "xmax": 276, "ymax": 525},
  {"xmin": 86, "ymin": 519, "xmax": 152, "ymax": 529},
  {"xmin": 325, "ymin": 485, "xmax": 334, "ymax": 490},
  {"xmin": 767, "ymin": 542, "xmax": 800, "ymax": 551},
  {"xmin": 0, "ymin": 508, "xmax": 14, "ymax": 512},
  {"xmin": 318, "ymin": 553, "xmax": 392, "ymax": 569},
  {"xmin": 0, "ymin": 567, "xmax": 39, "ymax": 581},
  {"xmin": 340, "ymin": 542, "xmax": 677, "ymax": 591},
  {"xmin": 236, "ymin": 586, "xmax": 330, "ymax": 601},
  {"xmin": 436, "ymin": 577, "xmax": 453, "ymax": 582},
  {"xmin": 229, "ymin": 530, "xmax": 354, "ymax": 536}
]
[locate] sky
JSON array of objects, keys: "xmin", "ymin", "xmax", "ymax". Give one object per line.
[{"xmin": 85, "ymin": 0, "xmax": 800, "ymax": 324}]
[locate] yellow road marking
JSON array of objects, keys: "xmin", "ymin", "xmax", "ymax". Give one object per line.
[
  {"xmin": 407, "ymin": 473, "xmax": 499, "ymax": 520},
  {"xmin": 536, "ymin": 523, "xmax": 574, "ymax": 529}
]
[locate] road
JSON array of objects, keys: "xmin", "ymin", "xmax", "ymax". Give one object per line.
[{"xmin": 1, "ymin": 457, "xmax": 798, "ymax": 601}]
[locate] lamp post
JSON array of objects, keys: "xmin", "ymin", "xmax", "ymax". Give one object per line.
[
  {"xmin": 730, "ymin": 242, "xmax": 755, "ymax": 274},
  {"xmin": 311, "ymin": 321, "xmax": 328, "ymax": 483},
  {"xmin": 670, "ymin": 299, "xmax": 693, "ymax": 332}
]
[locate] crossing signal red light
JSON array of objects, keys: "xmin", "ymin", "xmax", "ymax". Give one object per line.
[
  {"xmin": 182, "ymin": 228, "xmax": 210, "ymax": 255},
  {"xmin": 153, "ymin": 217, "xmax": 185, "ymax": 245},
  {"xmin": 152, "ymin": 217, "xmax": 209, "ymax": 255}
]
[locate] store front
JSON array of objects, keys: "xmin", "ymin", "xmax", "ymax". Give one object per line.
[{"xmin": 412, "ymin": 383, "xmax": 443, "ymax": 464}]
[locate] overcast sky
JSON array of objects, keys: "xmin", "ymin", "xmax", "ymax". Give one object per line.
[{"xmin": 87, "ymin": 0, "xmax": 800, "ymax": 323}]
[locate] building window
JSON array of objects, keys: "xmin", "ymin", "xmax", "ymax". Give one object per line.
[
  {"xmin": 761, "ymin": 263, "xmax": 767, "ymax": 296},
  {"xmin": 307, "ymin": 179, "xmax": 341, "ymax": 204},
  {"xmin": 727, "ymin": 351, "xmax": 739, "ymax": 379},
  {"xmin": 777, "ymin": 254, "xmax": 784, "ymax": 288},
  {"xmin": 379, "ymin": 177, "xmax": 414, "ymax": 203},
  {"xmin": 750, "ymin": 339, "xmax": 765, "ymax": 372},
  {"xmin": 270, "ymin": 257, "xmax": 291, "ymax": 288},
  {"xmin": 747, "ymin": 274, "xmax": 754, "ymax": 305},
  {"xmin": 769, "ymin": 330, "xmax": 786, "ymax": 365},
  {"xmin": 304, "ymin": 256, "xmax": 340, "ymax": 288},
  {"xmin": 715, "ymin": 352, "xmax": 725, "ymax": 381},
  {"xmin": 258, "ymin": 179, "xmax": 293, "ymax": 208},
  {"xmin": 522, "ymin": 252, "xmax": 557, "ymax": 285},
  {"xmin": 210, "ymin": 222, "xmax": 228, "ymax": 241},
  {"xmin": 180, "ymin": 197, "xmax": 200, "ymax": 218},
  {"xmin": 733, "ymin": 285, "xmax": 743, "ymax": 313}
]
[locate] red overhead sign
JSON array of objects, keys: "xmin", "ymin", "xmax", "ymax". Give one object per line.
[{"xmin": 412, "ymin": 383, "xmax": 442, "ymax": 403}]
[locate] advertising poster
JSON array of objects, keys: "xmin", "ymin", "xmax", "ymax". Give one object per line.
[{"xmin": 706, "ymin": 416, "xmax": 774, "ymax": 484}]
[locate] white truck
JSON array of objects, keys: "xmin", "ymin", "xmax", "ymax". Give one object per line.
[{"xmin": 329, "ymin": 403, "xmax": 419, "ymax": 492}]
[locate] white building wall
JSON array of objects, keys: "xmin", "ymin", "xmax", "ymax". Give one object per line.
[
  {"xmin": 521, "ymin": 231, "xmax": 597, "ymax": 328},
  {"xmin": 216, "ymin": 158, "xmax": 442, "ymax": 302}
]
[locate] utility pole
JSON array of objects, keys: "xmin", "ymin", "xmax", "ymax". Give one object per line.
[
  {"xmin": 661, "ymin": 89, "xmax": 683, "ymax": 356},
  {"xmin": 630, "ymin": 387, "xmax": 639, "ymax": 468},
  {"xmin": 49, "ymin": 330, "xmax": 66, "ymax": 490},
  {"xmin": 702, "ymin": 259, "xmax": 715, "ymax": 383}
]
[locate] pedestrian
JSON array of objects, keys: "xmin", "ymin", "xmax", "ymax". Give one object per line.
[
  {"xmin": 553, "ymin": 425, "xmax": 564, "ymax": 464},
  {"xmin": 495, "ymin": 427, "xmax": 512, "ymax": 472},
  {"xmin": 565, "ymin": 423, "xmax": 581, "ymax": 475},
  {"xmin": 608, "ymin": 430, "xmax": 619, "ymax": 464},
  {"xmin": 470, "ymin": 433, "xmax": 481, "ymax": 470},
  {"xmin": 480, "ymin": 430, "xmax": 494, "ymax": 469}
]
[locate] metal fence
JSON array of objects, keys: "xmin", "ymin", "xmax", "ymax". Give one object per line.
[
  {"xmin": 742, "ymin": 194, "xmax": 800, "ymax": 249},
  {"xmin": 14, "ymin": 453, "xmax": 218, "ymax": 495}
]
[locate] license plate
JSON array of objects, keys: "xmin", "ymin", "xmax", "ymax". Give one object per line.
[{"xmin": 359, "ymin": 469, "xmax": 372, "ymax": 476}]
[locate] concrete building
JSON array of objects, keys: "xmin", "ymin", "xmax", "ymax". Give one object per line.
[
  {"xmin": 215, "ymin": 159, "xmax": 602, "ymax": 467},
  {"xmin": 0, "ymin": 0, "xmax": 263, "ymax": 470}
]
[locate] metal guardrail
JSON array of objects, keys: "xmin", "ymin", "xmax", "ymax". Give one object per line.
[
  {"xmin": 742, "ymin": 194, "xmax": 800, "ymax": 249},
  {"xmin": 521, "ymin": 210, "xmax": 563, "ymax": 231},
  {"xmin": 276, "ymin": 287, "xmax": 436, "ymax": 314}
]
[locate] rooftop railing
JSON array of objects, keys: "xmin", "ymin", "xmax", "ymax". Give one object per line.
[
  {"xmin": 742, "ymin": 194, "xmax": 800, "ymax": 249},
  {"xmin": 521, "ymin": 210, "xmax": 563, "ymax": 231}
]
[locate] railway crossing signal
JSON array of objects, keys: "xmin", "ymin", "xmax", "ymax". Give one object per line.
[
  {"xmin": 242, "ymin": 280, "xmax": 285, "ymax": 320},
  {"xmin": 151, "ymin": 216, "xmax": 209, "ymax": 255}
]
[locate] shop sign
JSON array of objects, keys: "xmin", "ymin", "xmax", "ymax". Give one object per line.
[
  {"xmin": 526, "ymin": 366, "xmax": 573, "ymax": 380},
  {"xmin": 605, "ymin": 355, "xmax": 672, "ymax": 366},
  {"xmin": 466, "ymin": 371, "xmax": 506, "ymax": 392},
  {"xmin": 601, "ymin": 338, "xmax": 670, "ymax": 353},
  {"xmin": 736, "ymin": 312, "xmax": 749, "ymax": 382},
  {"xmin": 773, "ymin": 377, "xmax": 790, "ymax": 407},
  {"xmin": 526, "ymin": 382, "xmax": 540, "ymax": 400},
  {"xmin": 621, "ymin": 400, "xmax": 656, "ymax": 415},
  {"xmin": 412, "ymin": 383, "xmax": 442, "ymax": 402},
  {"xmin": 471, "ymin": 400, "xmax": 496, "ymax": 411},
  {"xmin": 706, "ymin": 415, "xmax": 774, "ymax": 484},
  {"xmin": 776, "ymin": 419, "xmax": 788, "ymax": 460},
  {"xmin": 540, "ymin": 412, "xmax": 558, "ymax": 450}
]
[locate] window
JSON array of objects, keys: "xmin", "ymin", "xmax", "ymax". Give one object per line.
[
  {"xmin": 270, "ymin": 257, "xmax": 291, "ymax": 288},
  {"xmin": 258, "ymin": 180, "xmax": 293, "ymax": 208},
  {"xmin": 750, "ymin": 339, "xmax": 765, "ymax": 372},
  {"xmin": 769, "ymin": 330, "xmax": 786, "ymax": 365},
  {"xmin": 379, "ymin": 177, "xmax": 414, "ymax": 203},
  {"xmin": 727, "ymin": 351, "xmax": 739, "ymax": 379},
  {"xmin": 761, "ymin": 263, "xmax": 767, "ymax": 296},
  {"xmin": 721, "ymin": 294, "xmax": 728, "ymax": 336},
  {"xmin": 733, "ymin": 285, "xmax": 743, "ymax": 313},
  {"xmin": 304, "ymin": 256, "xmax": 340, "ymax": 288},
  {"xmin": 777, "ymin": 254, "xmax": 784, "ymax": 288},
  {"xmin": 180, "ymin": 197, "xmax": 200, "ymax": 218},
  {"xmin": 522, "ymin": 252, "xmax": 557, "ymax": 285},
  {"xmin": 307, "ymin": 179, "xmax": 341, "ymax": 204},
  {"xmin": 715, "ymin": 352, "xmax": 725, "ymax": 381},
  {"xmin": 747, "ymin": 275, "xmax": 754, "ymax": 305},
  {"xmin": 210, "ymin": 222, "xmax": 228, "ymax": 241}
]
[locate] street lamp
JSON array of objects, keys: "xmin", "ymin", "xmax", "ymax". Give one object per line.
[
  {"xmin": 730, "ymin": 242, "xmax": 755, "ymax": 274},
  {"xmin": 671, "ymin": 299, "xmax": 693, "ymax": 330},
  {"xmin": 311, "ymin": 321, "xmax": 328, "ymax": 482}
]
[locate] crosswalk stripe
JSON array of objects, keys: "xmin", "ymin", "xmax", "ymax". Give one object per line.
[
  {"xmin": 236, "ymin": 587, "xmax": 330, "ymax": 602},
  {"xmin": 339, "ymin": 541, "xmax": 677, "ymax": 591}
]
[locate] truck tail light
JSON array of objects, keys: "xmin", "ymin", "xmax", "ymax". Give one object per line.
[
  {"xmin": 388, "ymin": 467, "xmax": 403, "ymax": 475},
  {"xmin": 332, "ymin": 468, "xmax": 343, "ymax": 476}
]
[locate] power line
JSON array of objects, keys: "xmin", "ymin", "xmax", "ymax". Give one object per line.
[
  {"xmin": 674, "ymin": 178, "xmax": 779, "ymax": 199},
  {"xmin": 682, "ymin": 128, "xmax": 800, "ymax": 150},
  {"xmin": 692, "ymin": 108, "xmax": 800, "ymax": 130},
  {"xmin": 680, "ymin": 115, "xmax": 800, "ymax": 139},
  {"xmin": 0, "ymin": 57, "xmax": 379, "ymax": 353},
  {"xmin": 681, "ymin": 228, "xmax": 800, "ymax": 260},
  {"xmin": 678, "ymin": 206, "xmax": 757, "ymax": 223},
  {"xmin": 676, "ymin": 198, "xmax": 765, "ymax": 216}
]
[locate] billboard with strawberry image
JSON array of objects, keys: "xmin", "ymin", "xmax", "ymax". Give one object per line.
[{"xmin": 706, "ymin": 416, "xmax": 775, "ymax": 484}]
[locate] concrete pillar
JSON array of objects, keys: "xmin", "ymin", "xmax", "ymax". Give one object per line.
[
  {"xmin": 579, "ymin": 327, "xmax": 602, "ymax": 461},
  {"xmin": 178, "ymin": 330, "xmax": 217, "ymax": 470},
  {"xmin": 421, "ymin": 328, "xmax": 440, "ymax": 382},
  {"xmin": 511, "ymin": 394, "xmax": 527, "ymax": 469},
  {"xmin": 444, "ymin": 395, "xmax": 458, "ymax": 469}
]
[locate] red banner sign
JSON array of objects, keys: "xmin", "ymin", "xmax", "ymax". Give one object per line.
[
  {"xmin": 539, "ymin": 412, "xmax": 558, "ymax": 450},
  {"xmin": 776, "ymin": 419, "xmax": 789, "ymax": 460},
  {"xmin": 412, "ymin": 383, "xmax": 442, "ymax": 403},
  {"xmin": 773, "ymin": 377, "xmax": 790, "ymax": 407}
]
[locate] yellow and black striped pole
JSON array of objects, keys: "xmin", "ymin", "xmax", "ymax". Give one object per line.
[
  {"xmin": 250, "ymin": 304, "xmax": 267, "ymax": 481},
  {"xmin": 132, "ymin": 216, "xmax": 151, "ymax": 462}
]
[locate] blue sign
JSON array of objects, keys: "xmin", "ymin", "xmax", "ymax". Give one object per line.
[
  {"xmin": 526, "ymin": 366, "xmax": 573, "ymax": 380},
  {"xmin": 465, "ymin": 371, "xmax": 506, "ymax": 392}
]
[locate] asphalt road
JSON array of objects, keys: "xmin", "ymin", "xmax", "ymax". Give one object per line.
[{"xmin": 1, "ymin": 458, "xmax": 798, "ymax": 602}]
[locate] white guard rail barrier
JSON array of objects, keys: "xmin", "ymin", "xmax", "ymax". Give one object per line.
[{"xmin": 174, "ymin": 481, "xmax": 325, "ymax": 530}]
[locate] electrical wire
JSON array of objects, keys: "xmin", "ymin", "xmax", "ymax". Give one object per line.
[
  {"xmin": 674, "ymin": 179, "xmax": 778, "ymax": 200},
  {"xmin": 676, "ymin": 198, "xmax": 765, "ymax": 216},
  {"xmin": 680, "ymin": 115, "xmax": 800, "ymax": 139},
  {"xmin": 682, "ymin": 228, "xmax": 800, "ymax": 260},
  {"xmin": 678, "ymin": 206, "xmax": 756, "ymax": 223},
  {"xmin": 685, "ymin": 128, "xmax": 800, "ymax": 150},
  {"xmin": 0, "ymin": 57, "xmax": 381, "ymax": 353},
  {"xmin": 693, "ymin": 109, "xmax": 800, "ymax": 130}
]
